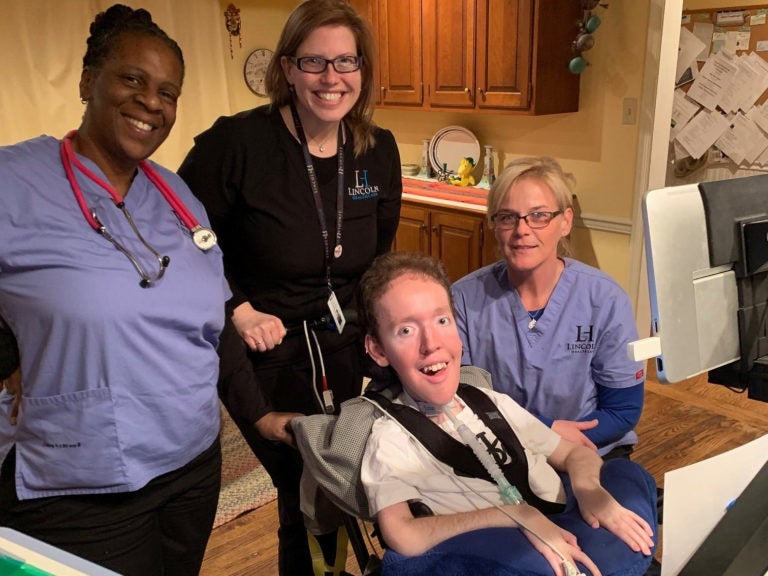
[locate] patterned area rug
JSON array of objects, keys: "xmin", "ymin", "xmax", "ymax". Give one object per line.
[{"xmin": 214, "ymin": 405, "xmax": 277, "ymax": 528}]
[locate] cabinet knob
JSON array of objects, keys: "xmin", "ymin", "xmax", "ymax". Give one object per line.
[
  {"xmin": 432, "ymin": 226, "xmax": 438, "ymax": 234},
  {"xmin": 464, "ymin": 87, "xmax": 471, "ymax": 96}
]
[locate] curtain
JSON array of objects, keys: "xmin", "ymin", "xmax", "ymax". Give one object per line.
[{"xmin": 0, "ymin": 0, "xmax": 233, "ymax": 170}]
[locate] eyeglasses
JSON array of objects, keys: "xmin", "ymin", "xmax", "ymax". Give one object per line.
[
  {"xmin": 290, "ymin": 55, "xmax": 362, "ymax": 74},
  {"xmin": 491, "ymin": 210, "xmax": 562, "ymax": 230}
]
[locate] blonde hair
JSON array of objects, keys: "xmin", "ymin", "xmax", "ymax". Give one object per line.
[
  {"xmin": 264, "ymin": 0, "xmax": 376, "ymax": 157},
  {"xmin": 487, "ymin": 156, "xmax": 575, "ymax": 257}
]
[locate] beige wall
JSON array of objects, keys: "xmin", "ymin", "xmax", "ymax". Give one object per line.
[
  {"xmin": 0, "ymin": 0, "xmax": 230, "ymax": 171},
  {"xmin": 684, "ymin": 0, "xmax": 760, "ymax": 7},
  {"xmin": 1, "ymin": 0, "xmax": 651, "ymax": 290},
  {"xmin": 216, "ymin": 1, "xmax": 297, "ymax": 113}
]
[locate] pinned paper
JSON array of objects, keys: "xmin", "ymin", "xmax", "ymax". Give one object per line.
[
  {"xmin": 687, "ymin": 50, "xmax": 738, "ymax": 111},
  {"xmin": 677, "ymin": 27, "xmax": 707, "ymax": 83},
  {"xmin": 693, "ymin": 21, "xmax": 714, "ymax": 61},
  {"xmin": 671, "ymin": 89, "xmax": 701, "ymax": 141},
  {"xmin": 676, "ymin": 109, "xmax": 730, "ymax": 160}
]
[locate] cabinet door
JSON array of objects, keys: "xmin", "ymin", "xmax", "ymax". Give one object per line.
[
  {"xmin": 393, "ymin": 203, "xmax": 431, "ymax": 253},
  {"xmin": 349, "ymin": 0, "xmax": 381, "ymax": 106},
  {"xmin": 422, "ymin": 0, "xmax": 475, "ymax": 109},
  {"xmin": 378, "ymin": 0, "xmax": 423, "ymax": 106},
  {"xmin": 528, "ymin": 0, "xmax": 581, "ymax": 114},
  {"xmin": 483, "ymin": 219, "xmax": 500, "ymax": 267},
  {"xmin": 430, "ymin": 209, "xmax": 484, "ymax": 282},
  {"xmin": 476, "ymin": 0, "xmax": 533, "ymax": 110}
]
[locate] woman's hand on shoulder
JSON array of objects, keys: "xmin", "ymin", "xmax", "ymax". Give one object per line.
[
  {"xmin": 552, "ymin": 419, "xmax": 599, "ymax": 451},
  {"xmin": 2, "ymin": 369, "xmax": 21, "ymax": 425},
  {"xmin": 232, "ymin": 302, "xmax": 287, "ymax": 352},
  {"xmin": 254, "ymin": 411, "xmax": 303, "ymax": 447}
]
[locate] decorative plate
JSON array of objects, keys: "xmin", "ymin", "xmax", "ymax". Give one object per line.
[{"xmin": 428, "ymin": 126, "xmax": 481, "ymax": 176}]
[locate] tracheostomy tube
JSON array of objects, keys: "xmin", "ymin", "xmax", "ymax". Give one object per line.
[{"xmin": 441, "ymin": 403, "xmax": 524, "ymax": 505}]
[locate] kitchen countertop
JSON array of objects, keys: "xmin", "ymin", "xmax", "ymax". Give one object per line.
[{"xmin": 402, "ymin": 177, "xmax": 489, "ymax": 213}]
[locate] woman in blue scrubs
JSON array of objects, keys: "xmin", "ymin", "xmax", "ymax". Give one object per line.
[
  {"xmin": 452, "ymin": 157, "xmax": 645, "ymax": 460},
  {"xmin": 0, "ymin": 5, "xmax": 229, "ymax": 575}
]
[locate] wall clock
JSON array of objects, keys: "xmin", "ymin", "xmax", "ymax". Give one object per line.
[{"xmin": 243, "ymin": 48, "xmax": 273, "ymax": 96}]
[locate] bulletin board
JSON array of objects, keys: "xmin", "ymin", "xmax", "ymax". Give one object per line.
[
  {"xmin": 682, "ymin": 5, "xmax": 768, "ymax": 99},
  {"xmin": 668, "ymin": 5, "xmax": 768, "ymax": 184}
]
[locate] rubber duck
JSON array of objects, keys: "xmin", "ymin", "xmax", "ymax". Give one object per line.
[{"xmin": 449, "ymin": 157, "xmax": 476, "ymax": 187}]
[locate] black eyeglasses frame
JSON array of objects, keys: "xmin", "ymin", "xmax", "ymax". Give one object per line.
[
  {"xmin": 290, "ymin": 55, "xmax": 362, "ymax": 74},
  {"xmin": 490, "ymin": 210, "xmax": 563, "ymax": 230}
]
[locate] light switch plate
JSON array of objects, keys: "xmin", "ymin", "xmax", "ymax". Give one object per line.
[{"xmin": 622, "ymin": 97, "xmax": 638, "ymax": 125}]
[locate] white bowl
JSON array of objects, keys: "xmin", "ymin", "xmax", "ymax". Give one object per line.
[{"xmin": 401, "ymin": 163, "xmax": 420, "ymax": 176}]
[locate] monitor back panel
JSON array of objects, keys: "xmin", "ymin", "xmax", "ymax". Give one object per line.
[{"xmin": 642, "ymin": 184, "xmax": 739, "ymax": 382}]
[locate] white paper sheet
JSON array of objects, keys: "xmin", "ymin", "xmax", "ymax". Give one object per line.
[
  {"xmin": 687, "ymin": 50, "xmax": 738, "ymax": 111},
  {"xmin": 670, "ymin": 89, "xmax": 701, "ymax": 141},
  {"xmin": 676, "ymin": 108, "xmax": 730, "ymax": 159},
  {"xmin": 715, "ymin": 113, "xmax": 768, "ymax": 165},
  {"xmin": 693, "ymin": 21, "xmax": 713, "ymax": 62},
  {"xmin": 677, "ymin": 26, "xmax": 707, "ymax": 83},
  {"xmin": 661, "ymin": 433, "xmax": 768, "ymax": 576}
]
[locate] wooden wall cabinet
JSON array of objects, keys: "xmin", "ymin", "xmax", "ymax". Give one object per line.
[
  {"xmin": 394, "ymin": 199, "xmax": 498, "ymax": 281},
  {"xmin": 352, "ymin": 0, "xmax": 581, "ymax": 114}
]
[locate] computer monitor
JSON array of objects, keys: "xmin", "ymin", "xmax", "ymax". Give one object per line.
[{"xmin": 642, "ymin": 174, "xmax": 768, "ymax": 401}]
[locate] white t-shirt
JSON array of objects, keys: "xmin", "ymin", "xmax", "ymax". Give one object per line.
[{"xmin": 361, "ymin": 387, "xmax": 565, "ymax": 517}]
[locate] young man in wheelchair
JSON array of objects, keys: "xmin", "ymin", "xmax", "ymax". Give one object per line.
[{"xmin": 354, "ymin": 251, "xmax": 657, "ymax": 576}]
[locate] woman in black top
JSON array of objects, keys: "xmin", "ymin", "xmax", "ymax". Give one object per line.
[{"xmin": 178, "ymin": 1, "xmax": 402, "ymax": 574}]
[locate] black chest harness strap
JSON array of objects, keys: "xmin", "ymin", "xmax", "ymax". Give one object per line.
[{"xmin": 365, "ymin": 383, "xmax": 565, "ymax": 515}]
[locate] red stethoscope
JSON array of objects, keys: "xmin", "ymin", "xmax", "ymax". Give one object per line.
[{"xmin": 60, "ymin": 130, "xmax": 216, "ymax": 287}]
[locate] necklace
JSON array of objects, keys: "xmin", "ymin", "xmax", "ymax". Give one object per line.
[
  {"xmin": 289, "ymin": 99, "xmax": 345, "ymax": 271},
  {"xmin": 527, "ymin": 308, "xmax": 545, "ymax": 330},
  {"xmin": 311, "ymin": 130, "xmax": 335, "ymax": 153}
]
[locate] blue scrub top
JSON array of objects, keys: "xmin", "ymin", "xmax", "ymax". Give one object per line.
[
  {"xmin": 0, "ymin": 136, "xmax": 229, "ymax": 499},
  {"xmin": 452, "ymin": 258, "xmax": 644, "ymax": 455}
]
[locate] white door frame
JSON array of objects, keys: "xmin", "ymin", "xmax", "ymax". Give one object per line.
[{"xmin": 628, "ymin": 0, "xmax": 683, "ymax": 336}]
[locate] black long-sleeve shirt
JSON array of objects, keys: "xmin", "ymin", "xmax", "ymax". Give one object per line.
[{"xmin": 179, "ymin": 105, "xmax": 402, "ymax": 422}]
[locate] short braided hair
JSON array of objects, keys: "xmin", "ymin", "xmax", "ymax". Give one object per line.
[{"xmin": 83, "ymin": 4, "xmax": 184, "ymax": 83}]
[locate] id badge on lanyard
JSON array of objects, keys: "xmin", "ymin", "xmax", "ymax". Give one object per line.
[
  {"xmin": 327, "ymin": 290, "xmax": 346, "ymax": 334},
  {"xmin": 290, "ymin": 100, "xmax": 347, "ymax": 335}
]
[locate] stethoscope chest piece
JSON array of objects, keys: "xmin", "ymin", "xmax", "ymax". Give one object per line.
[{"xmin": 192, "ymin": 226, "xmax": 217, "ymax": 251}]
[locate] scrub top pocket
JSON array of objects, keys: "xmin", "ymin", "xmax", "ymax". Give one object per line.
[{"xmin": 15, "ymin": 387, "xmax": 127, "ymax": 494}]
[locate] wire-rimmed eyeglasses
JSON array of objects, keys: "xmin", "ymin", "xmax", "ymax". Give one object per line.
[
  {"xmin": 290, "ymin": 55, "xmax": 362, "ymax": 74},
  {"xmin": 491, "ymin": 210, "xmax": 562, "ymax": 230}
]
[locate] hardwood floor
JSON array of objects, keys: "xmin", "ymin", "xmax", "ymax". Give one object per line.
[{"xmin": 200, "ymin": 368, "xmax": 768, "ymax": 575}]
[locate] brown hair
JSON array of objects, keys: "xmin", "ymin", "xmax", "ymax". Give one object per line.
[
  {"xmin": 264, "ymin": 0, "xmax": 376, "ymax": 157},
  {"xmin": 487, "ymin": 156, "xmax": 574, "ymax": 257},
  {"xmin": 358, "ymin": 252, "xmax": 453, "ymax": 341}
]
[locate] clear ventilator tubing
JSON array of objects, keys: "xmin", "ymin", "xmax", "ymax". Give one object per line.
[
  {"xmin": 441, "ymin": 403, "xmax": 585, "ymax": 576},
  {"xmin": 441, "ymin": 404, "xmax": 524, "ymax": 505}
]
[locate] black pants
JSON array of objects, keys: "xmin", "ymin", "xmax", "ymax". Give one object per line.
[
  {"xmin": 602, "ymin": 443, "xmax": 634, "ymax": 461},
  {"xmin": 0, "ymin": 438, "xmax": 221, "ymax": 576},
  {"xmin": 233, "ymin": 338, "xmax": 364, "ymax": 576}
]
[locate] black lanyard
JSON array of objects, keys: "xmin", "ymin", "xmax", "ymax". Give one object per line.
[{"xmin": 289, "ymin": 100, "xmax": 344, "ymax": 293}]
